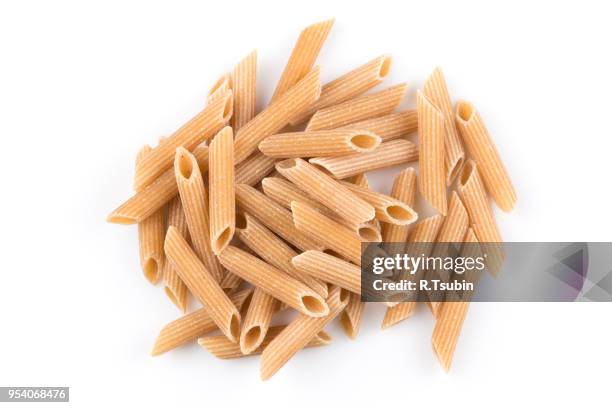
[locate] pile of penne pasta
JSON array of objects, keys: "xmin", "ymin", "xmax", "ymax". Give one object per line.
[{"xmin": 108, "ymin": 19, "xmax": 516, "ymax": 380}]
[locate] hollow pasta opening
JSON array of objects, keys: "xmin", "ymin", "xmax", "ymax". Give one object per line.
[
  {"xmin": 243, "ymin": 326, "xmax": 263, "ymax": 351},
  {"xmin": 448, "ymin": 156, "xmax": 465, "ymax": 184},
  {"xmin": 177, "ymin": 153, "xmax": 193, "ymax": 179},
  {"xmin": 235, "ymin": 213, "xmax": 247, "ymax": 229},
  {"xmin": 316, "ymin": 330, "xmax": 333, "ymax": 343},
  {"xmin": 457, "ymin": 101, "xmax": 474, "ymax": 122},
  {"xmin": 459, "ymin": 161, "xmax": 476, "ymax": 187},
  {"xmin": 229, "ymin": 314, "xmax": 240, "ymax": 340},
  {"xmin": 386, "ymin": 205, "xmax": 414, "ymax": 222},
  {"xmin": 378, "ymin": 56, "xmax": 392, "ymax": 78},
  {"xmin": 214, "ymin": 227, "xmax": 233, "ymax": 253},
  {"xmin": 301, "ymin": 295, "xmax": 327, "ymax": 315},
  {"xmin": 358, "ymin": 225, "xmax": 380, "ymax": 241},
  {"xmin": 350, "ymin": 134, "xmax": 379, "ymax": 150},
  {"xmin": 276, "ymin": 158, "xmax": 298, "ymax": 170},
  {"xmin": 143, "ymin": 258, "xmax": 159, "ymax": 283}
]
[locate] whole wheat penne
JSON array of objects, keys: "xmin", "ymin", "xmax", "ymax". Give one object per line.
[
  {"xmin": 134, "ymin": 91, "xmax": 233, "ymax": 190},
  {"xmin": 234, "ymin": 67, "xmax": 321, "ymax": 164},
  {"xmin": 208, "ymin": 127, "xmax": 235, "ymax": 254},
  {"xmin": 162, "ymin": 197, "xmax": 190, "ymax": 312},
  {"xmin": 340, "ymin": 180, "xmax": 418, "ymax": 225},
  {"xmin": 417, "ymin": 90, "xmax": 447, "ymax": 215},
  {"xmin": 151, "ymin": 288, "xmax": 252, "ymax": 356},
  {"xmin": 199, "ymin": 325, "xmax": 331, "ymax": 360},
  {"xmin": 427, "ymin": 192, "xmax": 469, "ymax": 317},
  {"xmin": 208, "ymin": 73, "xmax": 232, "ymax": 104},
  {"xmin": 348, "ymin": 173, "xmax": 370, "ymax": 188},
  {"xmin": 231, "ymin": 50, "xmax": 257, "ymax": 130},
  {"xmin": 293, "ymin": 250, "xmax": 361, "ymax": 294},
  {"xmin": 235, "ymin": 184, "xmax": 323, "ymax": 251},
  {"xmin": 218, "ymin": 245, "xmax": 329, "ymax": 317},
  {"xmin": 309, "ymin": 139, "xmax": 418, "ymax": 179},
  {"xmin": 382, "ymin": 214, "xmax": 445, "ymax": 329},
  {"xmin": 135, "ymin": 146, "xmax": 166, "ymax": 284},
  {"xmin": 457, "ymin": 160, "xmax": 504, "ymax": 274},
  {"xmin": 290, "ymin": 55, "xmax": 392, "ymax": 125},
  {"xmin": 260, "ymin": 177, "xmax": 380, "ymax": 242},
  {"xmin": 432, "ymin": 228, "xmax": 480, "ymax": 371},
  {"xmin": 306, "ymin": 84, "xmax": 408, "ymax": 131},
  {"xmin": 270, "ymin": 19, "xmax": 333, "ymax": 102},
  {"xmin": 260, "ymin": 286, "xmax": 349, "ymax": 380},
  {"xmin": 455, "ymin": 100, "xmax": 516, "ymax": 212},
  {"xmin": 239, "ymin": 288, "xmax": 279, "ymax": 354},
  {"xmin": 259, "ymin": 129, "xmax": 380, "ymax": 158},
  {"xmin": 174, "ymin": 147, "xmax": 224, "ymax": 281},
  {"xmin": 340, "ymin": 292, "xmax": 365, "ymax": 339},
  {"xmin": 234, "ymin": 152, "xmax": 276, "ymax": 186},
  {"xmin": 107, "ymin": 143, "xmax": 209, "ymax": 225},
  {"xmin": 291, "ymin": 201, "xmax": 362, "ymax": 265},
  {"xmin": 339, "ymin": 110, "xmax": 418, "ymax": 141},
  {"xmin": 424, "ymin": 68, "xmax": 465, "ymax": 185},
  {"xmin": 164, "ymin": 227, "xmax": 240, "ymax": 342},
  {"xmin": 381, "ymin": 168, "xmax": 417, "ymax": 242},
  {"xmin": 235, "ymin": 213, "xmax": 328, "ymax": 298},
  {"xmin": 220, "ymin": 271, "xmax": 242, "ymax": 291},
  {"xmin": 276, "ymin": 158, "xmax": 375, "ymax": 226}
]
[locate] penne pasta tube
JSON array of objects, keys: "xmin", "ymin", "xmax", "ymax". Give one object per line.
[
  {"xmin": 235, "ymin": 183, "xmax": 323, "ymax": 252},
  {"xmin": 309, "ymin": 139, "xmax": 418, "ymax": 179},
  {"xmin": 289, "ymin": 55, "xmax": 392, "ymax": 125},
  {"xmin": 162, "ymin": 197, "xmax": 190, "ymax": 312},
  {"xmin": 174, "ymin": 147, "xmax": 224, "ymax": 281},
  {"xmin": 291, "ymin": 201, "xmax": 362, "ymax": 265},
  {"xmin": 261, "ymin": 177, "xmax": 380, "ymax": 242},
  {"xmin": 340, "ymin": 180, "xmax": 418, "ymax": 225},
  {"xmin": 305, "ymin": 83, "xmax": 408, "ymax": 131},
  {"xmin": 207, "ymin": 73, "xmax": 232, "ymax": 104},
  {"xmin": 199, "ymin": 325, "xmax": 331, "ymax": 360},
  {"xmin": 208, "ymin": 127, "xmax": 235, "ymax": 254},
  {"xmin": 234, "ymin": 152, "xmax": 276, "ymax": 186},
  {"xmin": 164, "ymin": 227, "xmax": 241, "ymax": 342},
  {"xmin": 340, "ymin": 292, "xmax": 365, "ymax": 339},
  {"xmin": 259, "ymin": 129, "xmax": 381, "ymax": 158},
  {"xmin": 427, "ymin": 192, "xmax": 469, "ymax": 317},
  {"xmin": 455, "ymin": 100, "xmax": 516, "ymax": 212},
  {"xmin": 383, "ymin": 214, "xmax": 445, "ymax": 329},
  {"xmin": 270, "ymin": 19, "xmax": 334, "ymax": 102},
  {"xmin": 231, "ymin": 50, "xmax": 257, "ymax": 130},
  {"xmin": 235, "ymin": 213, "xmax": 328, "ymax": 298},
  {"xmin": 218, "ymin": 245, "xmax": 329, "ymax": 317},
  {"xmin": 348, "ymin": 173, "xmax": 370, "ymax": 188},
  {"xmin": 456, "ymin": 160, "xmax": 504, "ymax": 274},
  {"xmin": 431, "ymin": 228, "xmax": 480, "ymax": 371},
  {"xmin": 381, "ymin": 168, "xmax": 417, "ymax": 242},
  {"xmin": 339, "ymin": 110, "xmax": 418, "ymax": 141},
  {"xmin": 260, "ymin": 286, "xmax": 349, "ymax": 380},
  {"xmin": 151, "ymin": 288, "xmax": 253, "ymax": 356},
  {"xmin": 107, "ymin": 143, "xmax": 209, "ymax": 225},
  {"xmin": 424, "ymin": 67, "xmax": 465, "ymax": 185},
  {"xmin": 234, "ymin": 67, "xmax": 321, "ymax": 164},
  {"xmin": 417, "ymin": 90, "xmax": 447, "ymax": 215},
  {"xmin": 220, "ymin": 271, "xmax": 242, "ymax": 292},
  {"xmin": 275, "ymin": 158, "xmax": 375, "ymax": 226},
  {"xmin": 136, "ymin": 146, "xmax": 166, "ymax": 284},
  {"xmin": 292, "ymin": 250, "xmax": 361, "ymax": 294},
  {"xmin": 134, "ymin": 91, "xmax": 233, "ymax": 190},
  {"xmin": 239, "ymin": 288, "xmax": 279, "ymax": 355}
]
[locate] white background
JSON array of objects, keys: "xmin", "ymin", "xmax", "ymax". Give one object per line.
[{"xmin": 1, "ymin": 0, "xmax": 611, "ymax": 406}]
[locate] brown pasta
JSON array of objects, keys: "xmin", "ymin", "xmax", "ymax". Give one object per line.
[
  {"xmin": 231, "ymin": 50, "xmax": 257, "ymax": 130},
  {"xmin": 239, "ymin": 288, "xmax": 279, "ymax": 355},
  {"xmin": 207, "ymin": 73, "xmax": 232, "ymax": 104},
  {"xmin": 260, "ymin": 286, "xmax": 349, "ymax": 380},
  {"xmin": 162, "ymin": 197, "xmax": 190, "ymax": 312},
  {"xmin": 310, "ymin": 139, "xmax": 418, "ymax": 179},
  {"xmin": 423, "ymin": 67, "xmax": 465, "ymax": 185},
  {"xmin": 306, "ymin": 84, "xmax": 408, "ymax": 131},
  {"xmin": 151, "ymin": 288, "xmax": 252, "ymax": 356},
  {"xmin": 340, "ymin": 292, "xmax": 365, "ymax": 339},
  {"xmin": 339, "ymin": 110, "xmax": 418, "ymax": 141},
  {"xmin": 381, "ymin": 168, "xmax": 417, "ymax": 242},
  {"xmin": 199, "ymin": 325, "xmax": 331, "ymax": 360},
  {"xmin": 259, "ymin": 129, "xmax": 381, "ymax": 158},
  {"xmin": 455, "ymin": 100, "xmax": 516, "ymax": 212},
  {"xmin": 290, "ymin": 55, "xmax": 393, "ymax": 125},
  {"xmin": 217, "ymin": 245, "xmax": 329, "ymax": 317},
  {"xmin": 292, "ymin": 250, "xmax": 361, "ymax": 294},
  {"xmin": 234, "ymin": 152, "xmax": 277, "ymax": 187},
  {"xmin": 134, "ymin": 91, "xmax": 232, "ymax": 190},
  {"xmin": 234, "ymin": 67, "xmax": 321, "ymax": 164},
  {"xmin": 174, "ymin": 147, "xmax": 225, "ymax": 281},
  {"xmin": 164, "ymin": 227, "xmax": 241, "ymax": 342},
  {"xmin": 208, "ymin": 126, "xmax": 235, "ymax": 254}
]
